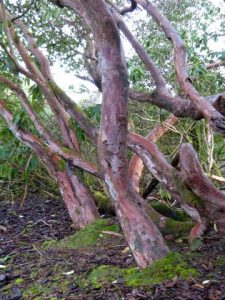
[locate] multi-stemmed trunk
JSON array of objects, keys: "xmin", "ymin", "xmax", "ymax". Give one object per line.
[{"xmin": 1, "ymin": 0, "xmax": 225, "ymax": 269}]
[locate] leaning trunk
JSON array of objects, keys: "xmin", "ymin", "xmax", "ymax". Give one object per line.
[
  {"xmin": 52, "ymin": 155, "xmax": 100, "ymax": 228},
  {"xmin": 81, "ymin": 0, "xmax": 169, "ymax": 267}
]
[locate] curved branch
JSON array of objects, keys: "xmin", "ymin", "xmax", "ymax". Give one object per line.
[
  {"xmin": 129, "ymin": 114, "xmax": 178, "ymax": 192},
  {"xmin": 180, "ymin": 144, "xmax": 225, "ymax": 208},
  {"xmin": 207, "ymin": 60, "xmax": 225, "ymax": 70},
  {"xmin": 136, "ymin": 0, "xmax": 225, "ymax": 135},
  {"xmin": 0, "ymin": 97, "xmax": 98, "ymax": 176},
  {"xmin": 0, "ymin": 7, "xmax": 81, "ymax": 151},
  {"xmin": 130, "ymin": 89, "xmax": 225, "ymax": 119},
  {"xmin": 120, "ymin": 0, "xmax": 137, "ymax": 15},
  {"xmin": 113, "ymin": 9, "xmax": 166, "ymax": 89}
]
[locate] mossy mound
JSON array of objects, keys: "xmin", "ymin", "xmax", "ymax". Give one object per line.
[
  {"xmin": 79, "ymin": 252, "xmax": 198, "ymax": 289},
  {"xmin": 58, "ymin": 218, "xmax": 120, "ymax": 249},
  {"xmin": 162, "ymin": 218, "xmax": 193, "ymax": 238},
  {"xmin": 83, "ymin": 265, "xmax": 123, "ymax": 288},
  {"xmin": 124, "ymin": 252, "xmax": 198, "ymax": 286}
]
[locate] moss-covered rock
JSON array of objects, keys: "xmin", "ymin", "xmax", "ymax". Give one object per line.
[{"xmin": 58, "ymin": 218, "xmax": 120, "ymax": 249}]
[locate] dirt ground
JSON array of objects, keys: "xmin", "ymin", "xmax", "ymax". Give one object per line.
[{"xmin": 1, "ymin": 195, "xmax": 225, "ymax": 300}]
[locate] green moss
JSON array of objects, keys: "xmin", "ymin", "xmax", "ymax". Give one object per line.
[
  {"xmin": 56, "ymin": 159, "xmax": 66, "ymax": 172},
  {"xmin": 13, "ymin": 32, "xmax": 20, "ymax": 45},
  {"xmin": 59, "ymin": 218, "xmax": 120, "ymax": 249},
  {"xmin": 214, "ymin": 254, "xmax": 225, "ymax": 267},
  {"xmin": 42, "ymin": 239, "xmax": 57, "ymax": 249},
  {"xmin": 48, "ymin": 80, "xmax": 65, "ymax": 96},
  {"xmin": 172, "ymin": 171, "xmax": 204, "ymax": 208},
  {"xmin": 124, "ymin": 252, "xmax": 198, "ymax": 287},
  {"xmin": 162, "ymin": 219, "xmax": 193, "ymax": 238},
  {"xmin": 15, "ymin": 278, "xmax": 24, "ymax": 284},
  {"xmin": 86, "ymin": 265, "xmax": 123, "ymax": 288},
  {"xmin": 23, "ymin": 275, "xmax": 70, "ymax": 298},
  {"xmin": 61, "ymin": 146, "xmax": 73, "ymax": 155},
  {"xmin": 93, "ymin": 191, "xmax": 114, "ymax": 214},
  {"xmin": 77, "ymin": 252, "xmax": 198, "ymax": 289}
]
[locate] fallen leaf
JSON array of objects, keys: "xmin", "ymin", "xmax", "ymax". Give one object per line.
[
  {"xmin": 0, "ymin": 225, "xmax": 7, "ymax": 232},
  {"xmin": 193, "ymin": 283, "xmax": 204, "ymax": 289},
  {"xmin": 121, "ymin": 247, "xmax": 130, "ymax": 254},
  {"xmin": 202, "ymin": 280, "xmax": 211, "ymax": 285},
  {"xmin": 101, "ymin": 230, "xmax": 123, "ymax": 237},
  {"xmin": 63, "ymin": 270, "xmax": 74, "ymax": 276},
  {"xmin": 189, "ymin": 238, "xmax": 204, "ymax": 251},
  {"xmin": 0, "ymin": 265, "xmax": 6, "ymax": 269}
]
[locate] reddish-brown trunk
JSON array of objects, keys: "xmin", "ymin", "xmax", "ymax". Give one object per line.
[
  {"xmin": 51, "ymin": 155, "xmax": 99, "ymax": 228},
  {"xmin": 80, "ymin": 0, "xmax": 169, "ymax": 267},
  {"xmin": 179, "ymin": 143, "xmax": 225, "ymax": 234}
]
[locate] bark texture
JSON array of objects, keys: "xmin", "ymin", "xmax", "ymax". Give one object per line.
[{"xmin": 80, "ymin": 0, "xmax": 169, "ymax": 267}]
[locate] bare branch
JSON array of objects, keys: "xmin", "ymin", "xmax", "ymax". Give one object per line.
[{"xmin": 207, "ymin": 60, "xmax": 225, "ymax": 70}]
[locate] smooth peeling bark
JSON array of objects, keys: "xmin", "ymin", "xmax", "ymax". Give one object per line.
[
  {"xmin": 0, "ymin": 5, "xmax": 99, "ymax": 229},
  {"xmin": 142, "ymin": 151, "xmax": 180, "ymax": 199},
  {"xmin": 128, "ymin": 132, "xmax": 206, "ymax": 225},
  {"xmin": 81, "ymin": 0, "xmax": 169, "ymax": 267},
  {"xmin": 180, "ymin": 143, "xmax": 225, "ymax": 234},
  {"xmin": 66, "ymin": 165, "xmax": 100, "ymax": 224},
  {"xmin": 52, "ymin": 155, "xmax": 100, "ymax": 228},
  {"xmin": 128, "ymin": 132, "xmax": 183, "ymax": 202},
  {"xmin": 129, "ymin": 114, "xmax": 177, "ymax": 192}
]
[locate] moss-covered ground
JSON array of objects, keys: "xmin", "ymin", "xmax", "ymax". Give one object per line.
[{"xmin": 1, "ymin": 196, "xmax": 225, "ymax": 299}]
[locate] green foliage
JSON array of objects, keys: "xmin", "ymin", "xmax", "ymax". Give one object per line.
[
  {"xmin": 0, "ymin": 117, "xmax": 58, "ymax": 201},
  {"xmin": 69, "ymin": 104, "xmax": 101, "ymax": 143},
  {"xmin": 189, "ymin": 238, "xmax": 204, "ymax": 251},
  {"xmin": 214, "ymin": 254, "xmax": 225, "ymax": 267}
]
